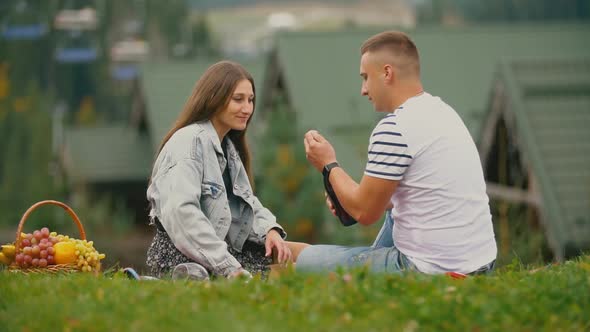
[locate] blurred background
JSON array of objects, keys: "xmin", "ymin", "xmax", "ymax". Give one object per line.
[{"xmin": 0, "ymin": 0, "xmax": 589, "ymax": 272}]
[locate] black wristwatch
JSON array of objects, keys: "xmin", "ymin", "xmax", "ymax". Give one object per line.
[{"xmin": 322, "ymin": 162, "xmax": 340, "ymax": 178}]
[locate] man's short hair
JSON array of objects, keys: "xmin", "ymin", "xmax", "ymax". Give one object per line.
[{"xmin": 361, "ymin": 31, "xmax": 420, "ymax": 77}]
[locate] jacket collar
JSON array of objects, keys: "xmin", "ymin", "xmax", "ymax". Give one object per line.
[
  {"xmin": 200, "ymin": 120, "xmax": 224, "ymax": 155},
  {"xmin": 199, "ymin": 119, "xmax": 240, "ymax": 162}
]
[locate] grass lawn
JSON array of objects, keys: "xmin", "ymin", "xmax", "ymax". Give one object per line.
[{"xmin": 1, "ymin": 256, "xmax": 589, "ymax": 332}]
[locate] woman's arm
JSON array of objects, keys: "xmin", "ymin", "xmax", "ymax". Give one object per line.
[
  {"xmin": 158, "ymin": 158, "xmax": 242, "ymax": 277},
  {"xmin": 248, "ymin": 196, "xmax": 292, "ymax": 263},
  {"xmin": 248, "ymin": 196, "xmax": 286, "ymax": 242}
]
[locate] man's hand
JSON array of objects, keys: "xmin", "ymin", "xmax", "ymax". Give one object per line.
[
  {"xmin": 325, "ymin": 192, "xmax": 337, "ymax": 216},
  {"xmin": 265, "ymin": 229, "xmax": 292, "ymax": 264},
  {"xmin": 304, "ymin": 130, "xmax": 337, "ymax": 172}
]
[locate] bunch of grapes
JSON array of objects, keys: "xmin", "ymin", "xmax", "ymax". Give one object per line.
[
  {"xmin": 58, "ymin": 237, "xmax": 105, "ymax": 272},
  {"xmin": 13, "ymin": 228, "xmax": 106, "ymax": 271},
  {"xmin": 14, "ymin": 227, "xmax": 58, "ymax": 268}
]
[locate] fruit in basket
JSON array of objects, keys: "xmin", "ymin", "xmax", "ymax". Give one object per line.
[
  {"xmin": 2, "ymin": 244, "xmax": 16, "ymax": 258},
  {"xmin": 0, "ymin": 252, "xmax": 11, "ymax": 265},
  {"xmin": 13, "ymin": 227, "xmax": 106, "ymax": 271},
  {"xmin": 13, "ymin": 229, "xmax": 53, "ymax": 268},
  {"xmin": 0, "ymin": 244, "xmax": 16, "ymax": 265},
  {"xmin": 71, "ymin": 239, "xmax": 105, "ymax": 272},
  {"xmin": 53, "ymin": 241, "xmax": 77, "ymax": 264}
]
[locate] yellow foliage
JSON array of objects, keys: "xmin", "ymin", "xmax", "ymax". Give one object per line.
[
  {"xmin": 13, "ymin": 97, "xmax": 30, "ymax": 113},
  {"xmin": 280, "ymin": 165, "xmax": 308, "ymax": 194},
  {"xmin": 76, "ymin": 96, "xmax": 97, "ymax": 126},
  {"xmin": 294, "ymin": 218, "xmax": 314, "ymax": 238},
  {"xmin": 282, "ymin": 178, "xmax": 299, "ymax": 194},
  {"xmin": 0, "ymin": 63, "xmax": 9, "ymax": 100},
  {"xmin": 277, "ymin": 144, "xmax": 293, "ymax": 167}
]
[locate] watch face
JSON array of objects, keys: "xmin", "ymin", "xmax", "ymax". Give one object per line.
[{"xmin": 323, "ymin": 162, "xmax": 338, "ymax": 176}]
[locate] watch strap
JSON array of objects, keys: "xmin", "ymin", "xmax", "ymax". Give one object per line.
[
  {"xmin": 322, "ymin": 164, "xmax": 357, "ymax": 227},
  {"xmin": 322, "ymin": 162, "xmax": 340, "ymax": 177}
]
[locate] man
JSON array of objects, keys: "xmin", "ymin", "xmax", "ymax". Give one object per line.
[{"xmin": 297, "ymin": 31, "xmax": 497, "ymax": 275}]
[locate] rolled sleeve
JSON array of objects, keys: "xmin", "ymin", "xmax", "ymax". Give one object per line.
[{"xmin": 158, "ymin": 158, "xmax": 241, "ymax": 277}]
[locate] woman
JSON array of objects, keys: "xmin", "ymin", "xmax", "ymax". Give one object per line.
[{"xmin": 146, "ymin": 61, "xmax": 293, "ymax": 279}]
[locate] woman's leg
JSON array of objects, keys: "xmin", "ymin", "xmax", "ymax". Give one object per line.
[
  {"xmin": 146, "ymin": 228, "xmax": 193, "ymax": 277},
  {"xmin": 228, "ymin": 242, "xmax": 272, "ymax": 276},
  {"xmin": 285, "ymin": 241, "xmax": 310, "ymax": 262}
]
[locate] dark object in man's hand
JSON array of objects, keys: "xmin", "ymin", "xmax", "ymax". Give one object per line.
[{"xmin": 322, "ymin": 165, "xmax": 357, "ymax": 226}]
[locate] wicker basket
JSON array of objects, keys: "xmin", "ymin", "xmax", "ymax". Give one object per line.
[{"xmin": 8, "ymin": 200, "xmax": 99, "ymax": 274}]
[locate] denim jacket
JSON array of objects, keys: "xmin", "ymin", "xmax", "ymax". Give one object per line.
[{"xmin": 147, "ymin": 120, "xmax": 285, "ymax": 276}]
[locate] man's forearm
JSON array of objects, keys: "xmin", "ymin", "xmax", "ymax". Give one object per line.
[{"xmin": 303, "ymin": 129, "xmax": 395, "ymax": 224}]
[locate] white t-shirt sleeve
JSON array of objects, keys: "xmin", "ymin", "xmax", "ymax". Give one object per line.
[{"xmin": 364, "ymin": 115, "xmax": 412, "ymax": 181}]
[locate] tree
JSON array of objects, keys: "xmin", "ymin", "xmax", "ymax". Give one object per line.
[{"xmin": 0, "ymin": 85, "xmax": 66, "ymax": 231}]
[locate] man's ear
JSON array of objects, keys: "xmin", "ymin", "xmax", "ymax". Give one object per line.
[{"xmin": 383, "ymin": 64, "xmax": 394, "ymax": 83}]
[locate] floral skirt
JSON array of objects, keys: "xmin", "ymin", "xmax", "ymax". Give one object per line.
[{"xmin": 146, "ymin": 228, "xmax": 272, "ymax": 278}]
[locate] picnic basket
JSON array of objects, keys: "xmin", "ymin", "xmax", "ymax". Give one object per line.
[{"xmin": 8, "ymin": 200, "xmax": 100, "ymax": 274}]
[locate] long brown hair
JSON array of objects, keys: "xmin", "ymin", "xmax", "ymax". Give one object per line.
[{"xmin": 155, "ymin": 61, "xmax": 256, "ymax": 184}]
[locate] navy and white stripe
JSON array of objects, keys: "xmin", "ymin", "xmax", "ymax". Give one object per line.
[{"xmin": 364, "ymin": 117, "xmax": 412, "ymax": 181}]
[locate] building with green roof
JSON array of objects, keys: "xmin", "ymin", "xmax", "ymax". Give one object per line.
[
  {"xmin": 140, "ymin": 59, "xmax": 267, "ymax": 151},
  {"xmin": 64, "ymin": 126, "xmax": 152, "ymax": 183},
  {"xmin": 479, "ymin": 57, "xmax": 590, "ymax": 260},
  {"xmin": 64, "ymin": 23, "xmax": 590, "ymax": 187},
  {"xmin": 263, "ymin": 23, "xmax": 590, "ymax": 179},
  {"xmin": 62, "ymin": 58, "xmax": 266, "ymax": 220},
  {"xmin": 63, "ymin": 58, "xmax": 267, "ymax": 183}
]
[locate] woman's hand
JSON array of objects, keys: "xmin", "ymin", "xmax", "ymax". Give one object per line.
[{"xmin": 265, "ymin": 229, "xmax": 292, "ymax": 264}]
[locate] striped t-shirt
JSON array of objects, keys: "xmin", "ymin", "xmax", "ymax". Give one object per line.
[
  {"xmin": 365, "ymin": 113, "xmax": 411, "ymax": 180},
  {"xmin": 364, "ymin": 92, "xmax": 497, "ymax": 274}
]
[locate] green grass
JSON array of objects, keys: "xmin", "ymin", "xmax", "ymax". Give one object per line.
[{"xmin": 1, "ymin": 257, "xmax": 590, "ymax": 332}]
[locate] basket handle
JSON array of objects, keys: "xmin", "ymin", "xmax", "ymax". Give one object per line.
[{"xmin": 14, "ymin": 200, "xmax": 86, "ymax": 252}]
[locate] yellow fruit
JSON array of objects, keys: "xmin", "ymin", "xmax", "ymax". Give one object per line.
[
  {"xmin": 0, "ymin": 252, "xmax": 11, "ymax": 265},
  {"xmin": 1, "ymin": 244, "xmax": 15, "ymax": 258},
  {"xmin": 54, "ymin": 242, "xmax": 77, "ymax": 265}
]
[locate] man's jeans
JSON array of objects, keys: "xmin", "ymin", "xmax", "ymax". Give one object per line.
[
  {"xmin": 297, "ymin": 212, "xmax": 495, "ymax": 275},
  {"xmin": 297, "ymin": 212, "xmax": 416, "ymax": 273}
]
